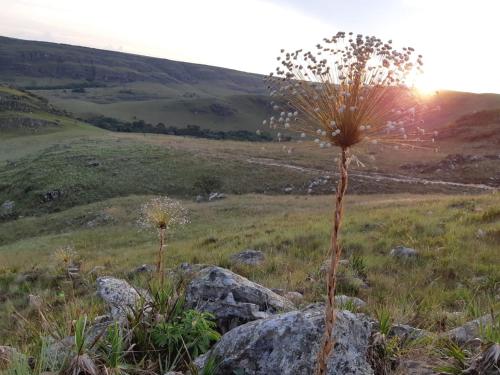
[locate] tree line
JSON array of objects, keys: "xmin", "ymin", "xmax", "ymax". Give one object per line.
[{"xmin": 84, "ymin": 115, "xmax": 275, "ymax": 141}]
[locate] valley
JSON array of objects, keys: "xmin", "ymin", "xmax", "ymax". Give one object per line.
[{"xmin": 0, "ymin": 35, "xmax": 499, "ymax": 375}]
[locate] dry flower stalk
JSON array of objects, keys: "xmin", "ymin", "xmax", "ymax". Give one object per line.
[{"xmin": 264, "ymin": 31, "xmax": 433, "ymax": 375}]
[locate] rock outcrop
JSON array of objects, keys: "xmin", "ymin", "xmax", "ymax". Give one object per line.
[
  {"xmin": 195, "ymin": 304, "xmax": 374, "ymax": 375},
  {"xmin": 186, "ymin": 266, "xmax": 295, "ymax": 332},
  {"xmin": 97, "ymin": 277, "xmax": 147, "ymax": 319}
]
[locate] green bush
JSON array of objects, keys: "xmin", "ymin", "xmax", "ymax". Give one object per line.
[{"xmin": 152, "ymin": 310, "xmax": 220, "ymax": 358}]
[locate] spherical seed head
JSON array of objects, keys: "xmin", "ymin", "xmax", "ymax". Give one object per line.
[
  {"xmin": 264, "ymin": 31, "xmax": 433, "ymax": 150},
  {"xmin": 138, "ymin": 196, "xmax": 189, "ymax": 232}
]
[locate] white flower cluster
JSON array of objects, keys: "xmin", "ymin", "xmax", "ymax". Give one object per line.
[
  {"xmin": 261, "ymin": 31, "xmax": 433, "ymax": 151},
  {"xmin": 138, "ymin": 196, "xmax": 189, "ymax": 231}
]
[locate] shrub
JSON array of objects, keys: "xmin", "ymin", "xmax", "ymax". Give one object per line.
[{"xmin": 194, "ymin": 175, "xmax": 223, "ymax": 196}]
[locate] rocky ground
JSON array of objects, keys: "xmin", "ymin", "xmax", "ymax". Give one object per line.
[{"xmin": 2, "ymin": 263, "xmax": 498, "ymax": 374}]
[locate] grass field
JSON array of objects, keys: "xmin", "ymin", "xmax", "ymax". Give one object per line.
[
  {"xmin": 1, "ymin": 193, "xmax": 499, "ymax": 343},
  {"xmin": 1, "ymin": 37, "xmax": 499, "ymax": 374}
]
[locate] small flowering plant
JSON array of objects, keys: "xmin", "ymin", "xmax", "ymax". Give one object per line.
[
  {"xmin": 262, "ymin": 32, "xmax": 434, "ymax": 375},
  {"xmin": 138, "ymin": 196, "xmax": 189, "ymax": 285},
  {"xmin": 52, "ymin": 245, "xmax": 80, "ymax": 274}
]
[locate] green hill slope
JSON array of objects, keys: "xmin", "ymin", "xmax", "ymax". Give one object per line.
[
  {"xmin": 0, "ymin": 36, "xmax": 264, "ymax": 91},
  {"xmin": 0, "ymin": 36, "xmax": 271, "ymax": 131},
  {"xmin": 0, "ymin": 85, "xmax": 100, "ymax": 135},
  {"xmin": 2, "ymin": 36, "xmax": 500, "ymax": 133}
]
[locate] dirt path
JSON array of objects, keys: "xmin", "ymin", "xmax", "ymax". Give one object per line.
[{"xmin": 246, "ymin": 158, "xmax": 498, "ymax": 192}]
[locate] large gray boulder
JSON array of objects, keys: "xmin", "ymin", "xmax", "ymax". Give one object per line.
[
  {"xmin": 185, "ymin": 266, "xmax": 295, "ymax": 332},
  {"xmin": 97, "ymin": 277, "xmax": 147, "ymax": 319},
  {"xmin": 195, "ymin": 304, "xmax": 374, "ymax": 375}
]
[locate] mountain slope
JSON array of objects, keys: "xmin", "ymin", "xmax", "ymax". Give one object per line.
[
  {"xmin": 0, "ymin": 84, "xmax": 100, "ymax": 137},
  {"xmin": 0, "ymin": 36, "xmax": 264, "ymax": 92},
  {"xmin": 3, "ymin": 36, "xmax": 500, "ymax": 133},
  {"xmin": 0, "ymin": 36, "xmax": 271, "ymax": 131}
]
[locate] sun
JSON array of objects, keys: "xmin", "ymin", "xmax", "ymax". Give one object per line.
[{"xmin": 414, "ymin": 74, "xmax": 439, "ymax": 97}]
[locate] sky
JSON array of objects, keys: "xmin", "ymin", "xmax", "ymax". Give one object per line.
[{"xmin": 1, "ymin": 0, "xmax": 499, "ymax": 94}]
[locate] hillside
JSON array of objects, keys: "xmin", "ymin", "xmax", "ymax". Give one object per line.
[
  {"xmin": 0, "ymin": 37, "xmax": 499, "ymax": 375},
  {"xmin": 2, "ymin": 36, "xmax": 500, "ymax": 134},
  {"xmin": 0, "ymin": 36, "xmax": 264, "ymax": 91},
  {"xmin": 0, "ymin": 85, "xmax": 102, "ymax": 139},
  {"xmin": 0, "ymin": 36, "xmax": 271, "ymax": 132},
  {"xmin": 1, "ymin": 86, "xmax": 499, "ymax": 220}
]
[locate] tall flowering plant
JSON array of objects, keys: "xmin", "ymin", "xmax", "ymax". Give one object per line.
[
  {"xmin": 138, "ymin": 196, "xmax": 189, "ymax": 285},
  {"xmin": 263, "ymin": 32, "xmax": 433, "ymax": 374}
]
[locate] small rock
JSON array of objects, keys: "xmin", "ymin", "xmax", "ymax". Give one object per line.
[
  {"xmin": 28, "ymin": 294, "xmax": 43, "ymax": 310},
  {"xmin": 42, "ymin": 189, "xmax": 63, "ymax": 202},
  {"xmin": 230, "ymin": 249, "xmax": 265, "ymax": 266},
  {"xmin": 176, "ymin": 262, "xmax": 209, "ymax": 277},
  {"xmin": 339, "ymin": 259, "xmax": 350, "ymax": 266},
  {"xmin": 390, "ymin": 246, "xmax": 418, "ymax": 259},
  {"xmin": 471, "ymin": 276, "xmax": 487, "ymax": 284},
  {"xmin": 44, "ymin": 336, "xmax": 74, "ymax": 366},
  {"xmin": 208, "ymin": 192, "xmax": 226, "ymax": 201},
  {"xmin": 14, "ymin": 272, "xmax": 37, "ymax": 284},
  {"xmin": 388, "ymin": 324, "xmax": 428, "ymax": 341},
  {"xmin": 284, "ymin": 291, "xmax": 304, "ymax": 304},
  {"xmin": 283, "ymin": 186, "xmax": 293, "ymax": 193},
  {"xmin": 445, "ymin": 314, "xmax": 493, "ymax": 344},
  {"xmin": 97, "ymin": 277, "xmax": 148, "ymax": 319},
  {"xmin": 338, "ymin": 275, "xmax": 369, "ymax": 290},
  {"xmin": 185, "ymin": 266, "xmax": 295, "ymax": 333},
  {"xmin": 130, "ymin": 264, "xmax": 156, "ymax": 275},
  {"xmin": 335, "ymin": 295, "xmax": 367, "ymax": 309},
  {"xmin": 0, "ymin": 346, "xmax": 20, "ymax": 370},
  {"xmin": 85, "ymin": 211, "xmax": 114, "ymax": 228},
  {"xmin": 86, "ymin": 160, "xmax": 100, "ymax": 167},
  {"xmin": 476, "ymin": 229, "xmax": 486, "ymax": 238},
  {"xmin": 397, "ymin": 358, "xmax": 437, "ymax": 375},
  {"xmin": 319, "ymin": 258, "xmax": 348, "ymax": 274},
  {"xmin": 44, "ymin": 319, "xmax": 111, "ymax": 367},
  {"xmin": 0, "ymin": 200, "xmax": 15, "ymax": 218}
]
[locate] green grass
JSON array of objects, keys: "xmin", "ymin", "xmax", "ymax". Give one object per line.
[
  {"xmin": 0, "ymin": 135, "xmax": 312, "ymax": 216},
  {"xmin": 1, "ymin": 193, "xmax": 498, "ymax": 342},
  {"xmin": 39, "ymin": 87, "xmax": 270, "ymax": 132},
  {"xmin": 1, "ymin": 39, "xmax": 500, "ymax": 370}
]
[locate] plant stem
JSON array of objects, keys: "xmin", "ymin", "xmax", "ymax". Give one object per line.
[
  {"xmin": 157, "ymin": 227, "xmax": 165, "ymax": 286},
  {"xmin": 316, "ymin": 147, "xmax": 349, "ymax": 375}
]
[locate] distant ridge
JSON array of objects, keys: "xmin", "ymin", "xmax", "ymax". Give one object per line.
[
  {"xmin": 0, "ymin": 35, "xmax": 265, "ymax": 92},
  {"xmin": 1, "ymin": 36, "xmax": 500, "ymax": 133}
]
